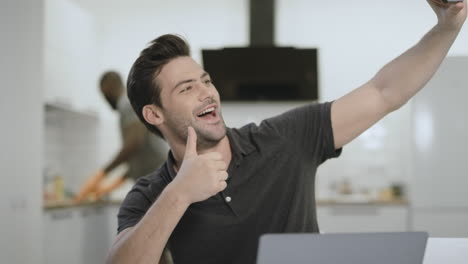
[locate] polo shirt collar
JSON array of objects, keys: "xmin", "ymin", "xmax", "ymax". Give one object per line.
[
  {"xmin": 226, "ymin": 127, "xmax": 256, "ymax": 157},
  {"xmin": 163, "ymin": 127, "xmax": 256, "ymax": 181}
]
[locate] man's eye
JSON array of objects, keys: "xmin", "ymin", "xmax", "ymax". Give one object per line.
[
  {"xmin": 204, "ymin": 79, "xmax": 212, "ymax": 85},
  {"xmin": 180, "ymin": 86, "xmax": 192, "ymax": 93}
]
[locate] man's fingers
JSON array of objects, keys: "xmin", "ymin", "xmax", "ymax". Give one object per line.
[
  {"xmin": 218, "ymin": 171, "xmax": 229, "ymax": 181},
  {"xmin": 218, "ymin": 181, "xmax": 228, "ymax": 191},
  {"xmin": 213, "ymin": 160, "xmax": 228, "ymax": 171},
  {"xmin": 428, "ymin": 0, "xmax": 448, "ymax": 6},
  {"xmin": 450, "ymin": 1, "xmax": 465, "ymax": 11},
  {"xmin": 428, "ymin": 0, "xmax": 464, "ymax": 9},
  {"xmin": 184, "ymin": 126, "xmax": 198, "ymax": 158}
]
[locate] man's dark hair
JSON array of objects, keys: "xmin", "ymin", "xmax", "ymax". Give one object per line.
[{"xmin": 127, "ymin": 34, "xmax": 191, "ymax": 138}]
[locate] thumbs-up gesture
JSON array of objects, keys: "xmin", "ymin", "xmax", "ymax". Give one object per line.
[{"xmin": 170, "ymin": 126, "xmax": 228, "ymax": 205}]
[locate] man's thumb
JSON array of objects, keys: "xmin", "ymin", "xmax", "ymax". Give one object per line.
[{"xmin": 184, "ymin": 126, "xmax": 198, "ymax": 158}]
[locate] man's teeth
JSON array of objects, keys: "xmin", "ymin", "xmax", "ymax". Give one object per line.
[{"xmin": 198, "ymin": 107, "xmax": 215, "ymax": 116}]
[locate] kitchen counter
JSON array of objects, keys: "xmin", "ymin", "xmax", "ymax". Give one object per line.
[
  {"xmin": 43, "ymin": 199, "xmax": 123, "ymax": 211},
  {"xmin": 44, "ymin": 198, "xmax": 408, "ymax": 211},
  {"xmin": 317, "ymin": 198, "xmax": 408, "ymax": 206},
  {"xmin": 424, "ymin": 238, "xmax": 468, "ymax": 264}
]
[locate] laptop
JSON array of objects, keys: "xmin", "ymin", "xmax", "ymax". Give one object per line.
[{"xmin": 256, "ymin": 232, "xmax": 428, "ymax": 264}]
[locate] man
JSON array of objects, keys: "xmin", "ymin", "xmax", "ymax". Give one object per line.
[
  {"xmin": 107, "ymin": 1, "xmax": 466, "ymax": 263},
  {"xmin": 74, "ymin": 71, "xmax": 168, "ymax": 202}
]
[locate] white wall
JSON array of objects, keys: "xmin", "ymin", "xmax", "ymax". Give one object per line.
[
  {"xmin": 44, "ymin": 0, "xmax": 101, "ymax": 111},
  {"xmin": 85, "ymin": 0, "xmax": 249, "ymax": 77},
  {"xmin": 0, "ymin": 0, "xmax": 44, "ymax": 262}
]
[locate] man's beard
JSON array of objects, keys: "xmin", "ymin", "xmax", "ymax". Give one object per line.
[{"xmin": 163, "ymin": 110, "xmax": 227, "ymax": 150}]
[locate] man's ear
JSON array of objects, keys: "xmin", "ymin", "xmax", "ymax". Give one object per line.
[{"xmin": 142, "ymin": 104, "xmax": 164, "ymax": 126}]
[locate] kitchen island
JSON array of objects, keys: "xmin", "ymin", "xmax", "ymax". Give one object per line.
[{"xmin": 43, "ymin": 200, "xmax": 121, "ymax": 264}]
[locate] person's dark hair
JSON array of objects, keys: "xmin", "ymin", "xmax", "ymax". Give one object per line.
[
  {"xmin": 100, "ymin": 71, "xmax": 123, "ymax": 88},
  {"xmin": 127, "ymin": 34, "xmax": 190, "ymax": 138}
]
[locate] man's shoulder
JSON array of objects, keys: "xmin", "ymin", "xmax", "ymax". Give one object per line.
[
  {"xmin": 128, "ymin": 164, "xmax": 170, "ymax": 202},
  {"xmin": 227, "ymin": 122, "xmax": 277, "ymax": 154},
  {"xmin": 228, "ymin": 123, "xmax": 261, "ymax": 145},
  {"xmin": 227, "ymin": 103, "xmax": 327, "ymax": 137},
  {"xmin": 227, "ymin": 102, "xmax": 332, "ymax": 150}
]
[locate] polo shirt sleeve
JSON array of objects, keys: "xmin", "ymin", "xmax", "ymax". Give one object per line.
[
  {"xmin": 117, "ymin": 176, "xmax": 163, "ymax": 233},
  {"xmin": 261, "ymin": 101, "xmax": 342, "ymax": 164}
]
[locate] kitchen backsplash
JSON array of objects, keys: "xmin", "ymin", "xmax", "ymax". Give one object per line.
[
  {"xmin": 44, "ymin": 104, "xmax": 100, "ymax": 198},
  {"xmin": 43, "ymin": 100, "xmax": 412, "ymax": 202}
]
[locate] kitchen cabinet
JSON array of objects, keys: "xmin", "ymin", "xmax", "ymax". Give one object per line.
[
  {"xmin": 81, "ymin": 206, "xmax": 111, "ymax": 264},
  {"xmin": 43, "ymin": 205, "xmax": 111, "ymax": 264},
  {"xmin": 317, "ymin": 204, "xmax": 409, "ymax": 233},
  {"xmin": 43, "ymin": 208, "xmax": 81, "ymax": 264},
  {"xmin": 106, "ymin": 204, "xmax": 121, "ymax": 245}
]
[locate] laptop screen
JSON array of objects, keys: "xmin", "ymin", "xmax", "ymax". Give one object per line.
[{"xmin": 257, "ymin": 232, "xmax": 428, "ymax": 264}]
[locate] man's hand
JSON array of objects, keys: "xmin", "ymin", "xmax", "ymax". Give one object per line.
[
  {"xmin": 169, "ymin": 126, "xmax": 228, "ymax": 205},
  {"xmin": 428, "ymin": 0, "xmax": 467, "ymax": 31}
]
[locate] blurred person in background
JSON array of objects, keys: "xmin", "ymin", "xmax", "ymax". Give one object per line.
[{"xmin": 74, "ymin": 71, "xmax": 168, "ymax": 202}]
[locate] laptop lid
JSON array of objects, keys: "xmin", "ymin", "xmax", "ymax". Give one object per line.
[{"xmin": 257, "ymin": 232, "xmax": 428, "ymax": 264}]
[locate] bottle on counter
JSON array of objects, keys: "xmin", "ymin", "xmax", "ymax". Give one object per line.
[{"xmin": 53, "ymin": 175, "xmax": 65, "ymax": 201}]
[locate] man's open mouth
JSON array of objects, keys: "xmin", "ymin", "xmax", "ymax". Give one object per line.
[
  {"xmin": 196, "ymin": 104, "xmax": 218, "ymax": 121},
  {"xmin": 197, "ymin": 106, "xmax": 215, "ymax": 117}
]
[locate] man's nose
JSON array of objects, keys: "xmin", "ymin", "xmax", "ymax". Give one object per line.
[{"xmin": 197, "ymin": 82, "xmax": 214, "ymax": 101}]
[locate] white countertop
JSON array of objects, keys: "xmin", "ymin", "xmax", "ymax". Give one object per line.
[{"xmin": 424, "ymin": 238, "xmax": 468, "ymax": 264}]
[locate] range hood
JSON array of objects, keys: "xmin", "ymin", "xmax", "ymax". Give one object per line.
[
  {"xmin": 249, "ymin": 0, "xmax": 275, "ymax": 47},
  {"xmin": 202, "ymin": 0, "xmax": 319, "ymax": 101}
]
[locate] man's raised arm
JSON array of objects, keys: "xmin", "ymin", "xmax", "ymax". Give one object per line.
[{"xmin": 331, "ymin": 0, "xmax": 466, "ymax": 149}]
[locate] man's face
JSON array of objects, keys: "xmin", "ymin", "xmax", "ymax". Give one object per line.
[{"xmin": 156, "ymin": 56, "xmax": 226, "ymax": 149}]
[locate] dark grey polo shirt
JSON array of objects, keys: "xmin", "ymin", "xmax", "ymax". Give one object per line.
[{"xmin": 117, "ymin": 102, "xmax": 342, "ymax": 264}]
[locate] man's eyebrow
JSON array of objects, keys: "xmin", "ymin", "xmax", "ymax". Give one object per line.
[
  {"xmin": 173, "ymin": 79, "xmax": 194, "ymax": 92},
  {"xmin": 172, "ymin": 72, "xmax": 210, "ymax": 93},
  {"xmin": 201, "ymin": 72, "xmax": 210, "ymax": 79}
]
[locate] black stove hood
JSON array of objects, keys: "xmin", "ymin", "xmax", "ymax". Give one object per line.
[{"xmin": 202, "ymin": 0, "xmax": 318, "ymax": 101}]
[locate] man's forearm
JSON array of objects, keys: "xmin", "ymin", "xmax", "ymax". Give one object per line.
[
  {"xmin": 107, "ymin": 184, "xmax": 189, "ymax": 264},
  {"xmin": 372, "ymin": 23, "xmax": 461, "ymax": 111}
]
